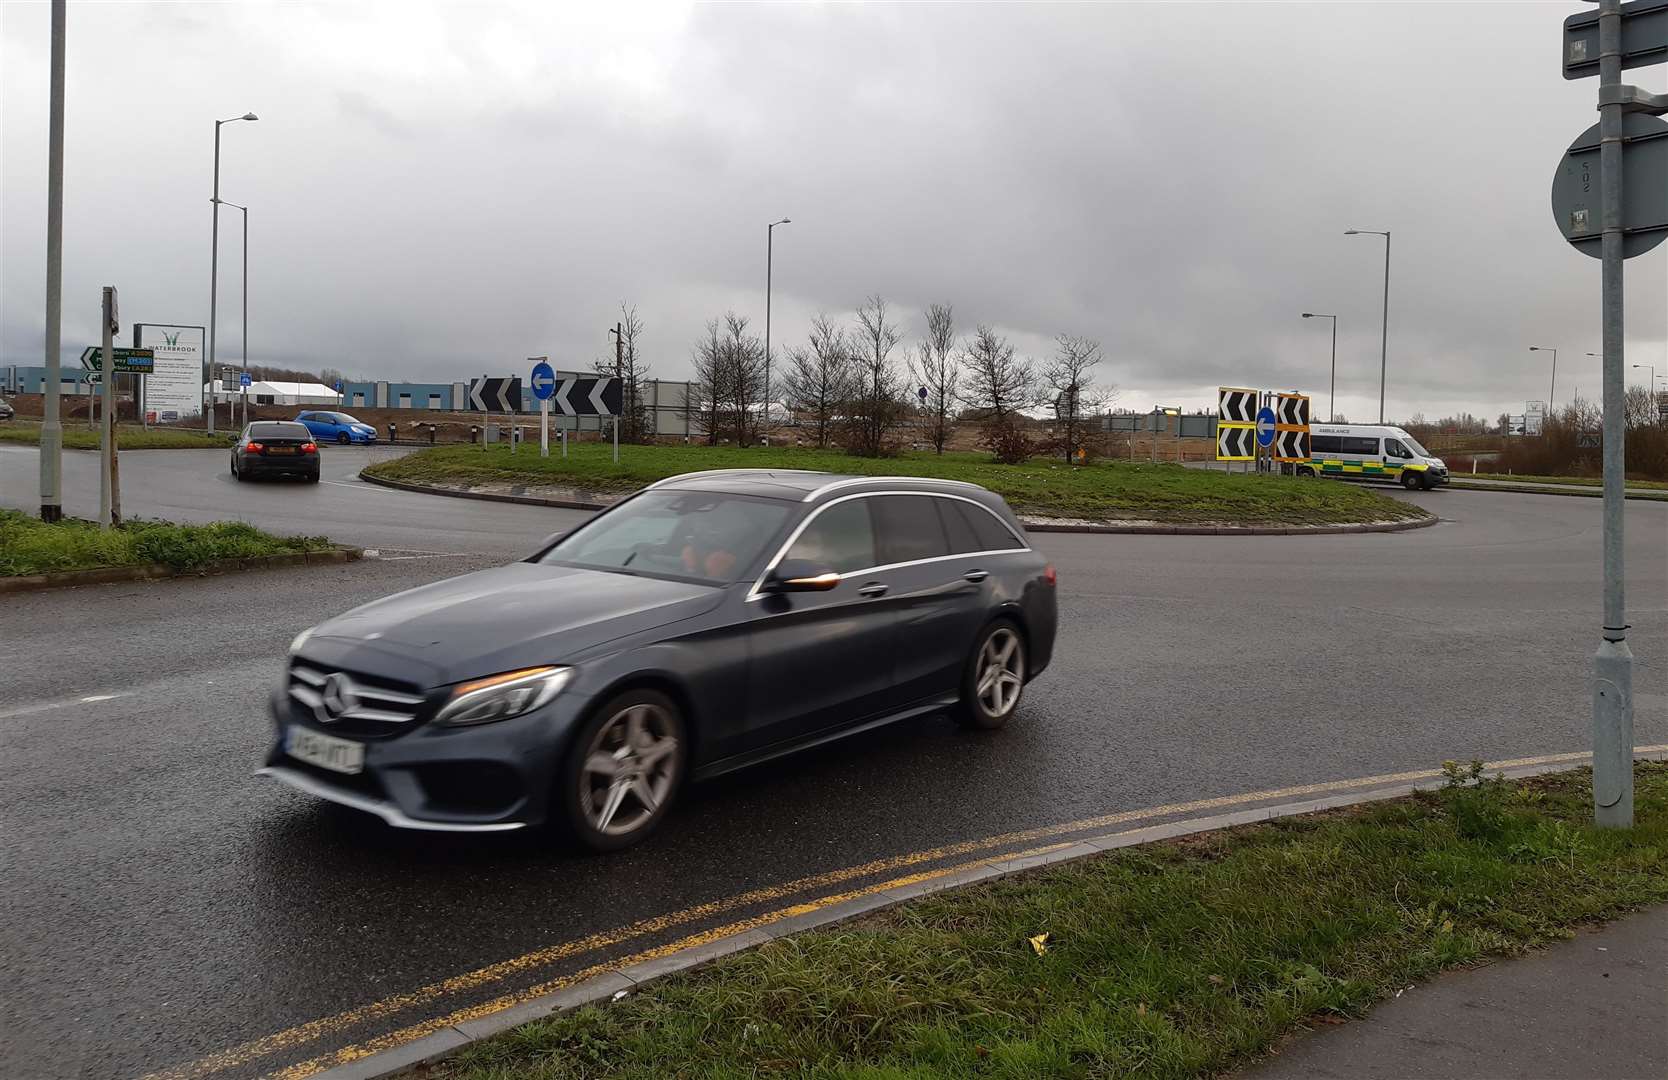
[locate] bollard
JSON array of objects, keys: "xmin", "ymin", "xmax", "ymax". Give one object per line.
[
  {"xmin": 387, "ymin": 422, "xmax": 397, "ymax": 445},
  {"xmin": 428, "ymin": 424, "xmax": 437, "ymax": 445}
]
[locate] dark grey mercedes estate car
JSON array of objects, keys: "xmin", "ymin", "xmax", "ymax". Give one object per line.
[{"xmin": 261, "ymin": 470, "xmax": 1057, "ymax": 850}]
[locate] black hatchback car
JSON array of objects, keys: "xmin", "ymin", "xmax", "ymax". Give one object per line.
[
  {"xmin": 232, "ymin": 421, "xmax": 320, "ymax": 482},
  {"xmin": 261, "ymin": 470, "xmax": 1057, "ymax": 850}
]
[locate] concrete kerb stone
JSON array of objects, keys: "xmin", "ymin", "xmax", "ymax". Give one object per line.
[
  {"xmin": 0, "ymin": 546, "xmax": 362, "ymax": 594},
  {"xmin": 338, "ymin": 753, "xmax": 1668, "ymax": 1080},
  {"xmin": 358, "ymin": 470, "xmax": 1438, "ymax": 537}
]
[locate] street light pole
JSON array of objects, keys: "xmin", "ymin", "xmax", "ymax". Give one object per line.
[
  {"xmin": 1301, "ymin": 313, "xmax": 1337, "ymax": 421},
  {"xmin": 764, "ymin": 217, "xmax": 790, "ymax": 435},
  {"xmin": 207, "ymin": 111, "xmax": 257, "ymax": 436},
  {"xmin": 219, "ymin": 200, "xmax": 249, "ymax": 428},
  {"xmin": 39, "ymin": 0, "xmax": 66, "ymax": 522},
  {"xmin": 1345, "ymin": 229, "xmax": 1390, "ymax": 423},
  {"xmin": 1530, "ymin": 346, "xmax": 1558, "ymax": 414}
]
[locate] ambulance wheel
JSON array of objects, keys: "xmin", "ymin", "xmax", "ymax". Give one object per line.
[
  {"xmin": 1401, "ymin": 472, "xmax": 1425, "ymax": 491},
  {"xmin": 1297, "ymin": 466, "xmax": 1317, "ymax": 478}
]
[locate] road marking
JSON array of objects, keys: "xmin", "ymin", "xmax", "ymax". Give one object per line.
[
  {"xmin": 141, "ymin": 744, "xmax": 1668, "ymax": 1080},
  {"xmin": 0, "ymin": 691, "xmax": 132, "ymax": 721}
]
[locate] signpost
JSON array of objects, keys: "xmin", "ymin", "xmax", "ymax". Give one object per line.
[
  {"xmin": 81, "ymin": 346, "xmax": 155, "ymax": 374},
  {"xmin": 240, "ymin": 370, "xmax": 252, "ymax": 427},
  {"xmin": 1215, "ymin": 386, "xmax": 1257, "ymax": 467},
  {"xmin": 530, "ymin": 358, "xmax": 555, "ymax": 458},
  {"xmin": 1273, "ymin": 393, "xmax": 1311, "ymax": 463},
  {"xmin": 99, "ymin": 288, "xmax": 118, "ymax": 527},
  {"xmin": 132, "ymin": 323, "xmax": 205, "ymax": 423},
  {"xmin": 1254, "ymin": 405, "xmax": 1277, "ymax": 448},
  {"xmin": 1552, "ymin": 0, "xmax": 1667, "ymax": 828}
]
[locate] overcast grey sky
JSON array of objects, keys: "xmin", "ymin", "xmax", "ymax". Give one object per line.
[{"xmin": 2, "ymin": 1, "xmax": 1664, "ymax": 422}]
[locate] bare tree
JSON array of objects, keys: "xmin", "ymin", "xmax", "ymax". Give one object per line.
[
  {"xmin": 689, "ymin": 312, "xmax": 764, "ymax": 446},
  {"xmin": 958, "ymin": 324, "xmax": 1035, "ymax": 461},
  {"xmin": 910, "ymin": 302, "xmax": 959, "ymax": 454},
  {"xmin": 844, "ymin": 294, "xmax": 908, "ymax": 457},
  {"xmin": 781, "ymin": 314, "xmax": 855, "ymax": 449},
  {"xmin": 593, "ymin": 304, "xmax": 651, "ymax": 442},
  {"xmin": 1042, "ymin": 333, "xmax": 1111, "ymax": 462}
]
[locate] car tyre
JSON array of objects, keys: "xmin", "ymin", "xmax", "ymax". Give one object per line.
[
  {"xmin": 306, "ymin": 470, "xmax": 320, "ymax": 483},
  {"xmin": 558, "ymin": 688, "xmax": 687, "ymax": 853},
  {"xmin": 336, "ymin": 432, "xmax": 350, "ymax": 445},
  {"xmin": 956, "ymin": 620, "xmax": 1027, "ymax": 730},
  {"xmin": 1296, "ymin": 465, "xmax": 1317, "ymax": 478},
  {"xmin": 1401, "ymin": 471, "xmax": 1424, "ymax": 491}
]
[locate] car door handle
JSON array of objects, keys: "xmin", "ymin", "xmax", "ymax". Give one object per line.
[
  {"xmin": 962, "ymin": 569, "xmax": 989, "ymax": 583},
  {"xmin": 857, "ymin": 582, "xmax": 889, "ymax": 597}
]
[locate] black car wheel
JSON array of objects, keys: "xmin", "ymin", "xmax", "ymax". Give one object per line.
[
  {"xmin": 232, "ymin": 458, "xmax": 247, "ymax": 482},
  {"xmin": 1401, "ymin": 471, "xmax": 1424, "ymax": 491},
  {"xmin": 306, "ymin": 470, "xmax": 320, "ymax": 483},
  {"xmin": 336, "ymin": 432, "xmax": 350, "ymax": 445},
  {"xmin": 560, "ymin": 688, "xmax": 686, "ymax": 852},
  {"xmin": 957, "ymin": 621, "xmax": 1027, "ymax": 730}
]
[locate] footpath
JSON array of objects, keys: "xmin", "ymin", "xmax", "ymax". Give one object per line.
[{"xmin": 1245, "ymin": 905, "xmax": 1667, "ymax": 1079}]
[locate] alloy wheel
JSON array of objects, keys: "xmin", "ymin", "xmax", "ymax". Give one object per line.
[
  {"xmin": 578, "ymin": 702, "xmax": 681, "ymax": 836},
  {"xmin": 975, "ymin": 627, "xmax": 1024, "ymax": 717}
]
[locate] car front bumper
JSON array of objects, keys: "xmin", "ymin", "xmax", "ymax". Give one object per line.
[{"xmin": 261, "ymin": 683, "xmax": 592, "ymax": 831}]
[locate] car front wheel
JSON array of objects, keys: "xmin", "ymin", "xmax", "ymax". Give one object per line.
[
  {"xmin": 559, "ymin": 689, "xmax": 687, "ymax": 852},
  {"xmin": 958, "ymin": 621, "xmax": 1027, "ymax": 730},
  {"xmin": 1401, "ymin": 471, "xmax": 1424, "ymax": 491},
  {"xmin": 336, "ymin": 432, "xmax": 350, "ymax": 445}
]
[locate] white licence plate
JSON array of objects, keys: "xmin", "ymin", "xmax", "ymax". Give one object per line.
[{"xmin": 286, "ymin": 727, "xmax": 365, "ymax": 775}]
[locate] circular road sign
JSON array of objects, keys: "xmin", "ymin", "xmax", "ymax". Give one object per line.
[
  {"xmin": 1550, "ymin": 114, "xmax": 1668, "ymax": 261},
  {"xmin": 530, "ymin": 360, "xmax": 556, "ymax": 402},
  {"xmin": 1255, "ymin": 405, "xmax": 1276, "ymax": 448},
  {"xmin": 239, "ymin": 371, "xmax": 252, "ymax": 388}
]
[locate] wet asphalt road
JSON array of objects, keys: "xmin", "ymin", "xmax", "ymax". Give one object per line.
[{"xmin": 1, "ymin": 445, "xmax": 1665, "ymax": 1079}]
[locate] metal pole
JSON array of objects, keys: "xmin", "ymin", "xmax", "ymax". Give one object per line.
[
  {"xmin": 1592, "ymin": 0, "xmax": 1632, "ymax": 828},
  {"xmin": 540, "ymin": 398, "xmax": 549, "ymax": 457},
  {"xmin": 764, "ymin": 225, "xmax": 773, "ymax": 433},
  {"xmin": 1329, "ymin": 317, "xmax": 1337, "ymax": 422},
  {"xmin": 613, "ymin": 416, "xmax": 619, "ymax": 464},
  {"xmin": 208, "ymin": 121, "xmax": 221, "ymax": 436},
  {"xmin": 1549, "ymin": 348, "xmax": 1558, "ymax": 416},
  {"xmin": 1378, "ymin": 233, "xmax": 1389, "ymax": 424},
  {"xmin": 39, "ymin": 0, "xmax": 66, "ymax": 522},
  {"xmin": 241, "ymin": 205, "xmax": 248, "ymax": 429},
  {"xmin": 99, "ymin": 287, "xmax": 115, "ymax": 527}
]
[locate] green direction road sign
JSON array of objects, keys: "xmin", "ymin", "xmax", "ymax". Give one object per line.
[{"xmin": 80, "ymin": 346, "xmax": 155, "ymax": 374}]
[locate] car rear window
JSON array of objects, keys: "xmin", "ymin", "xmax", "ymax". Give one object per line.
[
  {"xmin": 250, "ymin": 423, "xmax": 310, "ymax": 439},
  {"xmin": 958, "ymin": 500, "xmax": 1025, "ymax": 551}
]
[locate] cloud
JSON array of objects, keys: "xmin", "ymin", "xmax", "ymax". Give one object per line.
[{"xmin": 2, "ymin": 1, "xmax": 1662, "ymax": 423}]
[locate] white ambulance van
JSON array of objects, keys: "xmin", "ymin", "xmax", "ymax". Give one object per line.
[{"xmin": 1299, "ymin": 425, "xmax": 1450, "ymax": 490}]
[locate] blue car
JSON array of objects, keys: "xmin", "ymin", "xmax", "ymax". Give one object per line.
[{"xmin": 296, "ymin": 410, "xmax": 378, "ymax": 445}]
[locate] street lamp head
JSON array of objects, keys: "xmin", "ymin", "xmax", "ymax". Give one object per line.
[
  {"xmin": 1301, "ymin": 312, "xmax": 1314, "ymax": 318},
  {"xmin": 241, "ymin": 112, "xmax": 259, "ymax": 121},
  {"xmin": 1343, "ymin": 229, "xmax": 1359, "ymax": 235},
  {"xmin": 772, "ymin": 217, "xmax": 791, "ymax": 226}
]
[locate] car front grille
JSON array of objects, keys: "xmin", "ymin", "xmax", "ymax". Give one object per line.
[{"xmin": 288, "ymin": 660, "xmax": 428, "ymax": 738}]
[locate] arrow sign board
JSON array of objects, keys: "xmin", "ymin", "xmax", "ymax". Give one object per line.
[
  {"xmin": 469, "ymin": 376, "xmax": 523, "ymax": 413},
  {"xmin": 1550, "ymin": 113, "xmax": 1668, "ymax": 260},
  {"xmin": 1255, "ymin": 406, "xmax": 1277, "ymax": 448},
  {"xmin": 81, "ymin": 346, "xmax": 155, "ymax": 374},
  {"xmin": 1218, "ymin": 386, "xmax": 1257, "ymax": 424},
  {"xmin": 1563, "ymin": 0, "xmax": 1668, "ymax": 80},
  {"xmin": 1215, "ymin": 424, "xmax": 1254, "ymax": 461},
  {"xmin": 1274, "ymin": 429, "xmax": 1310, "ymax": 461},
  {"xmin": 529, "ymin": 360, "xmax": 556, "ymax": 402},
  {"xmin": 550, "ymin": 376, "xmax": 622, "ymax": 417},
  {"xmin": 1273, "ymin": 392, "xmax": 1311, "ymax": 462}
]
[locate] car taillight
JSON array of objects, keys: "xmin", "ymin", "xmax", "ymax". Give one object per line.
[
  {"xmin": 245, "ymin": 441, "xmax": 264, "ymax": 453},
  {"xmin": 301, "ymin": 442, "xmax": 317, "ymax": 453},
  {"xmin": 1043, "ymin": 564, "xmax": 1057, "ymax": 586}
]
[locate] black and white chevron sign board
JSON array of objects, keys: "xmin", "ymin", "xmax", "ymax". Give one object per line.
[
  {"xmin": 1218, "ymin": 386, "xmax": 1257, "ymax": 424},
  {"xmin": 1275, "ymin": 393, "xmax": 1310, "ymax": 427},
  {"xmin": 1274, "ymin": 429, "xmax": 1310, "ymax": 461},
  {"xmin": 550, "ymin": 376, "xmax": 623, "ymax": 417},
  {"xmin": 469, "ymin": 377, "xmax": 523, "ymax": 413},
  {"xmin": 1216, "ymin": 424, "xmax": 1255, "ymax": 461}
]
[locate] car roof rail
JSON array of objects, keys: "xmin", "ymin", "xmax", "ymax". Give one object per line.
[
  {"xmin": 801, "ymin": 475, "xmax": 984, "ymax": 502},
  {"xmin": 646, "ymin": 468, "xmax": 829, "ymax": 491}
]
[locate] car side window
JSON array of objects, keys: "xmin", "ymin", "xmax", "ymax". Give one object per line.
[
  {"xmin": 1311, "ymin": 434, "xmax": 1341, "ymax": 454},
  {"xmin": 1384, "ymin": 438, "xmax": 1409, "ymax": 458},
  {"xmin": 1341, "ymin": 436, "xmax": 1380, "ymax": 455},
  {"xmin": 936, "ymin": 498, "xmax": 983, "ymax": 554},
  {"xmin": 784, "ymin": 499, "xmax": 877, "ymax": 574},
  {"xmin": 873, "ymin": 495, "xmax": 950, "ymax": 565},
  {"xmin": 957, "ymin": 500, "xmax": 1025, "ymax": 551}
]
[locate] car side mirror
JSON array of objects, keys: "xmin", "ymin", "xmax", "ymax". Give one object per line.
[{"xmin": 761, "ymin": 559, "xmax": 842, "ymax": 593}]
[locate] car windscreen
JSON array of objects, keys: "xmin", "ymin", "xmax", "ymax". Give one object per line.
[
  {"xmin": 1401, "ymin": 434, "xmax": 1432, "ymax": 457},
  {"xmin": 249, "ymin": 423, "xmax": 310, "ymax": 440},
  {"xmin": 537, "ymin": 491, "xmax": 793, "ymax": 584}
]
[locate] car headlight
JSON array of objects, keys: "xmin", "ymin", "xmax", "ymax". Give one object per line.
[
  {"xmin": 289, "ymin": 626, "xmax": 315, "ymax": 655},
  {"xmin": 434, "ymin": 666, "xmax": 572, "ymax": 727}
]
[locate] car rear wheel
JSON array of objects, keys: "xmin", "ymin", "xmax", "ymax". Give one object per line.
[
  {"xmin": 306, "ymin": 470, "xmax": 320, "ymax": 483},
  {"xmin": 957, "ymin": 621, "xmax": 1027, "ymax": 730},
  {"xmin": 559, "ymin": 689, "xmax": 686, "ymax": 852},
  {"xmin": 231, "ymin": 458, "xmax": 242, "ymax": 481}
]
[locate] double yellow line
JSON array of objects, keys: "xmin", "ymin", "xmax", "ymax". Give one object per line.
[{"xmin": 142, "ymin": 746, "xmax": 1664, "ymax": 1080}]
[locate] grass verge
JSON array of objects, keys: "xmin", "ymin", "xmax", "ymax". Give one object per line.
[
  {"xmin": 364, "ymin": 444, "xmax": 1426, "ymax": 526},
  {"xmin": 0, "ymin": 509, "xmax": 331, "ymax": 576},
  {"xmin": 437, "ymin": 762, "xmax": 1667, "ymax": 1080},
  {"xmin": 1463, "ymin": 471, "xmax": 1668, "ymax": 491},
  {"xmin": 0, "ymin": 420, "xmax": 228, "ymax": 450}
]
